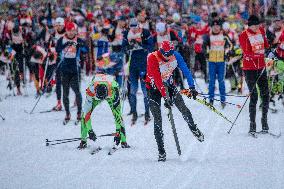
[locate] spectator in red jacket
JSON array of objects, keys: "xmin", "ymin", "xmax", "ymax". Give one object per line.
[{"xmin": 239, "ymin": 15, "xmax": 270, "ymax": 136}]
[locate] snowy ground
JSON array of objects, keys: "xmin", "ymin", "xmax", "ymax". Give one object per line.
[{"xmin": 0, "ymin": 74, "xmax": 283, "ymax": 189}]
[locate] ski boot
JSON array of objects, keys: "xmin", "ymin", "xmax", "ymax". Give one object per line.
[
  {"xmin": 158, "ymin": 152, "xmax": 166, "ymax": 162},
  {"xmin": 63, "ymin": 113, "xmax": 71, "ymax": 125},
  {"xmin": 121, "ymin": 142, "xmax": 131, "ymax": 148},
  {"xmin": 144, "ymin": 112, "xmax": 151, "ymax": 125},
  {"xmin": 248, "ymin": 122, "xmax": 257, "ymax": 138},
  {"xmin": 16, "ymin": 87, "xmax": 22, "ymax": 96},
  {"xmin": 191, "ymin": 126, "xmax": 204, "ymax": 142},
  {"xmin": 209, "ymin": 99, "xmax": 214, "ymax": 106},
  {"xmin": 221, "ymin": 102, "xmax": 226, "ymax": 109},
  {"xmin": 77, "ymin": 141, "xmax": 87, "ymax": 149},
  {"xmin": 260, "ymin": 117, "xmax": 269, "ymax": 134},
  {"xmin": 88, "ymin": 130, "xmax": 97, "ymax": 141},
  {"xmin": 131, "ymin": 112, "xmax": 138, "ymax": 126},
  {"xmin": 75, "ymin": 112, "xmax": 81, "ymax": 125},
  {"xmin": 52, "ymin": 101, "xmax": 62, "ymax": 111}
]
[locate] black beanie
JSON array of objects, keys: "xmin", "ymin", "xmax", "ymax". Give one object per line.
[
  {"xmin": 248, "ymin": 15, "xmax": 260, "ymax": 26},
  {"xmin": 95, "ymin": 84, "xmax": 108, "ymax": 100}
]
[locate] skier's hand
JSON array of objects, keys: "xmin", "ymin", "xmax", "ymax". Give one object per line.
[
  {"xmin": 164, "ymin": 98, "xmax": 173, "ymax": 109},
  {"xmin": 190, "ymin": 88, "xmax": 198, "ymax": 100}
]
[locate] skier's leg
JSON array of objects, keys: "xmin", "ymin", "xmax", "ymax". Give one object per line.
[
  {"xmin": 140, "ymin": 76, "xmax": 150, "ymax": 116},
  {"xmin": 147, "ymin": 88, "xmax": 165, "ymax": 155},
  {"xmin": 257, "ymin": 70, "xmax": 269, "ymax": 130},
  {"xmin": 70, "ymin": 74, "xmax": 82, "ymax": 115},
  {"xmin": 217, "ymin": 62, "xmax": 226, "ymax": 102},
  {"xmin": 208, "ymin": 62, "xmax": 216, "ymax": 102},
  {"xmin": 129, "ymin": 68, "xmax": 139, "ymax": 115},
  {"xmin": 107, "ymin": 88, "xmax": 126, "ymax": 142},
  {"xmin": 244, "ymin": 70, "xmax": 258, "ymax": 132},
  {"xmin": 56, "ymin": 70, "xmax": 62, "ymax": 101},
  {"xmin": 62, "ymin": 74, "xmax": 71, "ymax": 115},
  {"xmin": 170, "ymin": 85, "xmax": 204, "ymax": 141},
  {"xmin": 81, "ymin": 96, "xmax": 101, "ymax": 142}
]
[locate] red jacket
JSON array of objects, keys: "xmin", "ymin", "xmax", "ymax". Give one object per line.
[
  {"xmin": 188, "ymin": 24, "xmax": 209, "ymax": 53},
  {"xmin": 145, "ymin": 51, "xmax": 168, "ymax": 97},
  {"xmin": 239, "ymin": 27, "xmax": 269, "ymax": 70},
  {"xmin": 276, "ymin": 30, "xmax": 284, "ymax": 59}
]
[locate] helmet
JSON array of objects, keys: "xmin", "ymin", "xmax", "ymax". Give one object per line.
[
  {"xmin": 55, "ymin": 17, "xmax": 65, "ymax": 26},
  {"xmin": 156, "ymin": 22, "xmax": 166, "ymax": 33},
  {"xmin": 172, "ymin": 13, "xmax": 181, "ymax": 23},
  {"xmin": 95, "ymin": 84, "xmax": 108, "ymax": 100},
  {"xmin": 65, "ymin": 22, "xmax": 77, "ymax": 32},
  {"xmin": 159, "ymin": 40, "xmax": 174, "ymax": 57}
]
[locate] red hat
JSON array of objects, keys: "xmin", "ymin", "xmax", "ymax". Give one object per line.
[
  {"xmin": 86, "ymin": 13, "xmax": 94, "ymax": 21},
  {"xmin": 65, "ymin": 22, "xmax": 77, "ymax": 32},
  {"xmin": 159, "ymin": 41, "xmax": 174, "ymax": 57}
]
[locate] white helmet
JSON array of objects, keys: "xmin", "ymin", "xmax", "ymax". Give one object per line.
[
  {"xmin": 55, "ymin": 17, "xmax": 65, "ymax": 26},
  {"xmin": 222, "ymin": 22, "xmax": 230, "ymax": 31},
  {"xmin": 172, "ymin": 13, "xmax": 181, "ymax": 23},
  {"xmin": 156, "ymin": 22, "xmax": 166, "ymax": 33}
]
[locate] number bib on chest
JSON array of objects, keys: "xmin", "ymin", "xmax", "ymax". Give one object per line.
[{"xmin": 246, "ymin": 30, "xmax": 265, "ymax": 54}]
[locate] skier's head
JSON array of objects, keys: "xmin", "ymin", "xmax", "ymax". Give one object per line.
[
  {"xmin": 211, "ymin": 19, "xmax": 222, "ymax": 34},
  {"xmin": 156, "ymin": 22, "xmax": 167, "ymax": 35},
  {"xmin": 55, "ymin": 17, "xmax": 65, "ymax": 32},
  {"xmin": 159, "ymin": 40, "xmax": 174, "ymax": 59},
  {"xmin": 65, "ymin": 22, "xmax": 77, "ymax": 39},
  {"xmin": 248, "ymin": 15, "xmax": 260, "ymax": 32},
  {"xmin": 95, "ymin": 84, "xmax": 108, "ymax": 100}
]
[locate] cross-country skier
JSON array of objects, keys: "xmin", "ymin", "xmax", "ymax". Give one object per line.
[
  {"xmin": 239, "ymin": 15, "xmax": 270, "ymax": 136},
  {"xmin": 77, "ymin": 73, "xmax": 130, "ymax": 149},
  {"xmin": 56, "ymin": 22, "xmax": 88, "ymax": 124},
  {"xmin": 145, "ymin": 40, "xmax": 204, "ymax": 162}
]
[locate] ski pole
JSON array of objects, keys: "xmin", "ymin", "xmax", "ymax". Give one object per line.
[
  {"xmin": 164, "ymin": 84, "xmax": 181, "ymax": 156},
  {"xmin": 199, "ymin": 95, "xmax": 242, "ymax": 108},
  {"xmin": 46, "ymin": 138, "xmax": 81, "ymax": 146},
  {"xmin": 199, "ymin": 93, "xmax": 248, "ymax": 98},
  {"xmin": 227, "ymin": 68, "xmax": 266, "ymax": 134},
  {"xmin": 0, "ymin": 113, "xmax": 5, "ymax": 120},
  {"xmin": 46, "ymin": 133, "xmax": 116, "ymax": 146}
]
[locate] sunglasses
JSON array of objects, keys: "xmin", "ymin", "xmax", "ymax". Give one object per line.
[{"xmin": 160, "ymin": 48, "xmax": 174, "ymax": 57}]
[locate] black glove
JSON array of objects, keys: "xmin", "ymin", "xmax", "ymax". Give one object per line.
[
  {"xmin": 164, "ymin": 98, "xmax": 173, "ymax": 109},
  {"xmin": 88, "ymin": 130, "xmax": 97, "ymax": 142},
  {"xmin": 190, "ymin": 88, "xmax": 198, "ymax": 100}
]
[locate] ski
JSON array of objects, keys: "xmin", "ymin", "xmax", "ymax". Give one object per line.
[
  {"xmin": 63, "ymin": 119, "xmax": 70, "ymax": 125},
  {"xmin": 90, "ymin": 147, "xmax": 102, "ymax": 155},
  {"xmin": 108, "ymin": 146, "xmax": 120, "ymax": 155},
  {"xmin": 256, "ymin": 131, "xmax": 281, "ymax": 138},
  {"xmin": 248, "ymin": 132, "xmax": 258, "ymax": 138}
]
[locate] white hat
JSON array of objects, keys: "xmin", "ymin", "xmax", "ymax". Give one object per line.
[
  {"xmin": 222, "ymin": 22, "xmax": 230, "ymax": 31},
  {"xmin": 55, "ymin": 17, "xmax": 65, "ymax": 26},
  {"xmin": 156, "ymin": 22, "xmax": 166, "ymax": 33},
  {"xmin": 172, "ymin": 13, "xmax": 181, "ymax": 22}
]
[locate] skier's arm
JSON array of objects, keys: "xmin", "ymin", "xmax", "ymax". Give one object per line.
[
  {"xmin": 174, "ymin": 51, "xmax": 195, "ymax": 88},
  {"xmin": 147, "ymin": 54, "xmax": 167, "ymax": 97}
]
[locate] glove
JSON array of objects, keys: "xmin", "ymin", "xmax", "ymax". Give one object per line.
[
  {"xmin": 190, "ymin": 88, "xmax": 198, "ymax": 100},
  {"xmin": 114, "ymin": 132, "xmax": 121, "ymax": 146},
  {"xmin": 164, "ymin": 98, "xmax": 173, "ymax": 109},
  {"xmin": 88, "ymin": 130, "xmax": 97, "ymax": 142}
]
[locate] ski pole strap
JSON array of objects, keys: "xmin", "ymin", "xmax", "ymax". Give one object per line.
[{"xmin": 180, "ymin": 89, "xmax": 234, "ymax": 125}]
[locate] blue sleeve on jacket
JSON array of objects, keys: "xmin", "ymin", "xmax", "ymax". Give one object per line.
[{"xmin": 174, "ymin": 51, "xmax": 195, "ymax": 88}]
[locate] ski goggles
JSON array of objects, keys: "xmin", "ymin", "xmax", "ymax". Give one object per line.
[{"xmin": 159, "ymin": 48, "xmax": 174, "ymax": 57}]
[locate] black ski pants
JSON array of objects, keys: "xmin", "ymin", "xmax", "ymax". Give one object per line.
[
  {"xmin": 244, "ymin": 69, "xmax": 269, "ymax": 124},
  {"xmin": 147, "ymin": 85, "xmax": 197, "ymax": 155},
  {"xmin": 62, "ymin": 72, "xmax": 82, "ymax": 115}
]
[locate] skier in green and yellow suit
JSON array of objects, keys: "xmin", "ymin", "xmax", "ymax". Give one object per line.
[{"xmin": 77, "ymin": 73, "xmax": 130, "ymax": 149}]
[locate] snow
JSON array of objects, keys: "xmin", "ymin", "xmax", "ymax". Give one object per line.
[{"xmin": 0, "ymin": 75, "xmax": 283, "ymax": 189}]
